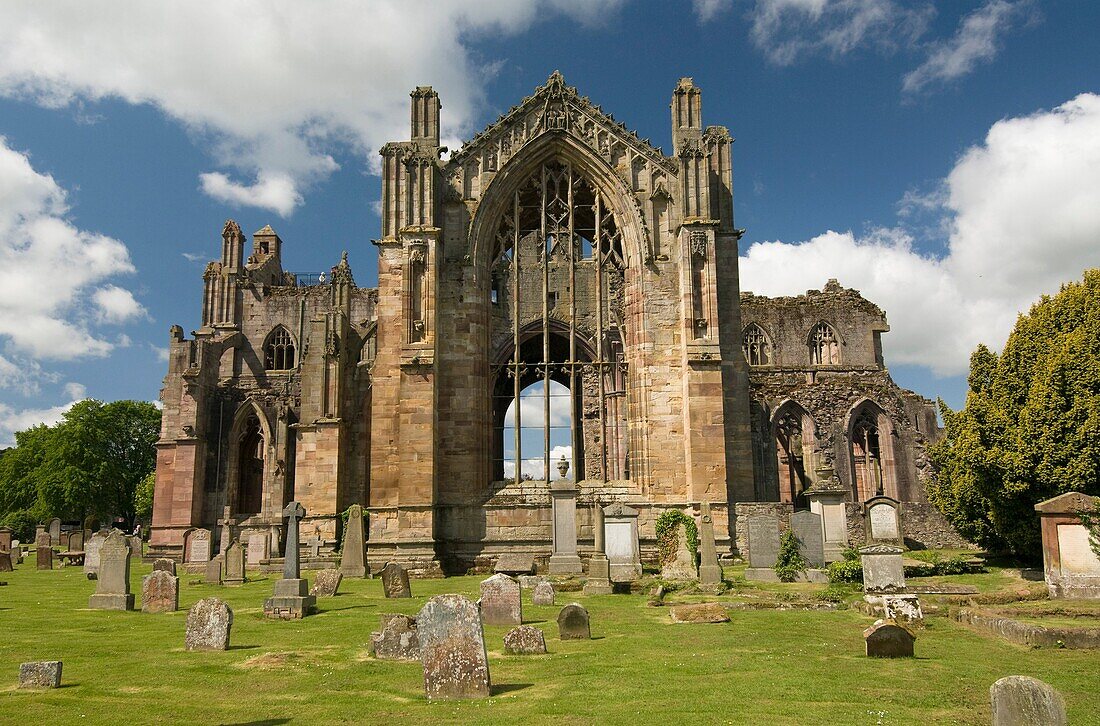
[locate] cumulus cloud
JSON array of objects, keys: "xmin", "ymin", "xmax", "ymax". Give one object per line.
[
  {"xmin": 0, "ymin": 394, "xmax": 84, "ymax": 448},
  {"xmin": 694, "ymin": 0, "xmax": 733, "ymax": 22},
  {"xmin": 505, "ymin": 445, "xmax": 574, "ymax": 481},
  {"xmin": 740, "ymin": 93, "xmax": 1100, "ymax": 377},
  {"xmin": 93, "ymin": 285, "xmax": 145, "ymax": 324},
  {"xmin": 0, "ymin": 1, "xmax": 625, "ymax": 216},
  {"xmin": 903, "ymin": 1, "xmax": 1032, "ymax": 94},
  {"xmin": 0, "ymin": 137, "xmax": 140, "ymax": 361}
]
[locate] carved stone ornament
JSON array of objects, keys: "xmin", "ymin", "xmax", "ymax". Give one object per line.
[{"xmin": 690, "ymin": 231, "xmax": 708, "ymax": 258}]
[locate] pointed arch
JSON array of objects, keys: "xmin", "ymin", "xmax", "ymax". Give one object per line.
[
  {"xmin": 808, "ymin": 321, "xmax": 841, "ymax": 365},
  {"xmin": 224, "ymin": 399, "xmax": 274, "ymax": 518},
  {"xmin": 263, "ymin": 325, "xmax": 297, "ymax": 370},
  {"xmin": 742, "ymin": 322, "xmax": 773, "ymax": 366},
  {"xmin": 846, "ymin": 398, "xmax": 898, "ymax": 502},
  {"xmin": 770, "ymin": 400, "xmax": 817, "ymax": 508}
]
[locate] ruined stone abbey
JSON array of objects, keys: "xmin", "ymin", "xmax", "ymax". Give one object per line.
[{"xmin": 150, "ymin": 73, "xmax": 962, "ymax": 570}]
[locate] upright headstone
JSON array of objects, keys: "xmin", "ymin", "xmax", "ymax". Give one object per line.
[
  {"xmin": 224, "ymin": 540, "xmax": 246, "ymax": 585},
  {"xmin": 549, "ymin": 479, "xmax": 583, "ymax": 575},
  {"xmin": 863, "ymin": 619, "xmax": 915, "ymax": 658},
  {"xmin": 153, "ymin": 558, "xmax": 177, "ymax": 575},
  {"xmin": 0, "ymin": 527, "xmax": 14, "ymax": 552},
  {"xmin": 860, "ymin": 545, "xmax": 906, "ymax": 594},
  {"xmin": 68, "ymin": 530, "xmax": 84, "ymax": 552},
  {"xmin": 83, "ymin": 531, "xmax": 106, "ymax": 578},
  {"xmin": 417, "ymin": 594, "xmax": 491, "ymax": 700},
  {"xmin": 263, "ymin": 501, "xmax": 315, "ymax": 619},
  {"xmin": 19, "ymin": 661, "xmax": 62, "ymax": 689},
  {"xmin": 217, "ymin": 506, "xmax": 235, "ymax": 556},
  {"xmin": 864, "ymin": 496, "xmax": 903, "ymax": 546},
  {"xmin": 185, "ymin": 598, "xmax": 233, "ymax": 651},
  {"xmin": 745, "ymin": 514, "xmax": 780, "ymax": 569},
  {"xmin": 697, "ymin": 502, "xmax": 723, "ymax": 586},
  {"xmin": 35, "ymin": 524, "xmax": 46, "ymax": 544},
  {"xmin": 10, "ymin": 539, "xmax": 21, "ymax": 565},
  {"xmin": 47, "ymin": 518, "xmax": 61, "ymax": 546},
  {"xmin": 204, "ymin": 555, "xmax": 224, "ymax": 585},
  {"xmin": 990, "ymin": 676, "xmax": 1067, "ymax": 726},
  {"xmin": 339, "ymin": 504, "xmax": 367, "ymax": 578},
  {"xmin": 36, "ymin": 532, "xmax": 53, "ymax": 570},
  {"xmin": 504, "ymin": 625, "xmax": 547, "ymax": 655},
  {"xmin": 89, "ymin": 531, "xmax": 134, "ymax": 610},
  {"xmin": 480, "ymin": 573, "xmax": 522, "ymax": 626},
  {"xmin": 381, "ymin": 561, "xmax": 412, "ymax": 598},
  {"xmin": 661, "ymin": 520, "xmax": 697, "ymax": 580},
  {"xmin": 806, "ymin": 487, "xmax": 849, "ymax": 563},
  {"xmin": 557, "ymin": 603, "xmax": 591, "ymax": 640},
  {"xmin": 532, "ymin": 581, "xmax": 556, "ymax": 606},
  {"xmin": 584, "ymin": 501, "xmax": 614, "ymax": 595},
  {"xmin": 310, "ymin": 569, "xmax": 342, "ymax": 597},
  {"xmin": 0, "ymin": 549, "xmax": 12, "ymax": 572},
  {"xmin": 791, "ymin": 510, "xmax": 826, "ymax": 568},
  {"xmin": 604, "ymin": 502, "xmax": 641, "ymax": 582},
  {"xmin": 370, "ymin": 614, "xmax": 421, "ymax": 661},
  {"xmin": 142, "ymin": 569, "xmax": 179, "ymax": 613},
  {"xmin": 83, "ymin": 515, "xmax": 99, "ymax": 533},
  {"xmin": 1035, "ymin": 492, "xmax": 1100, "ymax": 598},
  {"xmin": 246, "ymin": 532, "xmax": 269, "ymax": 566},
  {"xmin": 188, "ymin": 528, "xmax": 213, "ymax": 563}
]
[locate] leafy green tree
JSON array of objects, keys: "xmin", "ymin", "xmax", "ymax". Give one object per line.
[
  {"xmin": 929, "ymin": 270, "xmax": 1100, "ymax": 559},
  {"xmin": 135, "ymin": 470, "xmax": 156, "ymax": 521}
]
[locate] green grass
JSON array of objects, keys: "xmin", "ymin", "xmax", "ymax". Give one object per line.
[{"xmin": 1, "ymin": 561, "xmax": 1098, "ymax": 725}]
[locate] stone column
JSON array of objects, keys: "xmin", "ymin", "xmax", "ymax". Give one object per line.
[
  {"xmin": 584, "ymin": 501, "xmax": 613, "ymax": 595},
  {"xmin": 548, "ymin": 480, "xmax": 583, "ymax": 575}
]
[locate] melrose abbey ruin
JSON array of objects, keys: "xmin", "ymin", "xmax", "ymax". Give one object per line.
[{"xmin": 150, "ymin": 73, "xmax": 964, "ymax": 570}]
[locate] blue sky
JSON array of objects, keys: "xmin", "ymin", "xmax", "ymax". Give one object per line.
[{"xmin": 0, "ymin": 1, "xmax": 1098, "ymax": 446}]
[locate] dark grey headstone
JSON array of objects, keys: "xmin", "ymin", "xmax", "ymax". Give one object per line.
[
  {"xmin": 480, "ymin": 573, "xmax": 522, "ymax": 626},
  {"xmin": 745, "ymin": 514, "xmax": 780, "ymax": 569},
  {"xmin": 19, "ymin": 661, "xmax": 61, "ymax": 689},
  {"xmin": 370, "ymin": 614, "xmax": 420, "ymax": 661},
  {"xmin": 185, "ymin": 597, "xmax": 233, "ymax": 651},
  {"xmin": 224, "ymin": 540, "xmax": 246, "ymax": 585},
  {"xmin": 381, "ymin": 562, "xmax": 411, "ymax": 598},
  {"xmin": 990, "ymin": 676, "xmax": 1067, "ymax": 726},
  {"xmin": 504, "ymin": 625, "xmax": 547, "ymax": 655},
  {"xmin": 791, "ymin": 510, "xmax": 825, "ymax": 568},
  {"xmin": 89, "ymin": 531, "xmax": 134, "ymax": 610},
  {"xmin": 417, "ymin": 594, "xmax": 491, "ymax": 700},
  {"xmin": 863, "ymin": 620, "xmax": 915, "ymax": 658},
  {"xmin": 142, "ymin": 570, "xmax": 179, "ymax": 613},
  {"xmin": 557, "ymin": 603, "xmax": 591, "ymax": 640}
]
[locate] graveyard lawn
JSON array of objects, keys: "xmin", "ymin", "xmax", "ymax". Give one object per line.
[{"xmin": 1, "ymin": 564, "xmax": 1098, "ymax": 725}]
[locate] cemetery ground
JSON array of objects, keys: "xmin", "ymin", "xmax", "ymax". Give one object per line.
[{"xmin": 2, "ymin": 559, "xmax": 1098, "ymax": 725}]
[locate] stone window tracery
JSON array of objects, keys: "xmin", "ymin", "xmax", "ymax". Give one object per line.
[
  {"xmin": 809, "ymin": 322, "xmax": 840, "ymax": 365},
  {"xmin": 263, "ymin": 326, "xmax": 296, "ymax": 370},
  {"xmin": 742, "ymin": 323, "xmax": 772, "ymax": 366}
]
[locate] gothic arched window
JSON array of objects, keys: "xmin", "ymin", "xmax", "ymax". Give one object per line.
[
  {"xmin": 809, "ymin": 323, "xmax": 840, "ymax": 365},
  {"xmin": 742, "ymin": 323, "xmax": 772, "ymax": 366},
  {"xmin": 264, "ymin": 327, "xmax": 296, "ymax": 370}
]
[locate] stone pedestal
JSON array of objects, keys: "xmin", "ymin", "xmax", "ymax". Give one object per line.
[
  {"xmin": 263, "ymin": 578, "xmax": 316, "ymax": 619},
  {"xmin": 806, "ymin": 488, "xmax": 849, "ymax": 563},
  {"xmin": 604, "ymin": 503, "xmax": 641, "ymax": 583},
  {"xmin": 548, "ymin": 480, "xmax": 583, "ymax": 575},
  {"xmin": 584, "ymin": 502, "xmax": 614, "ymax": 595}
]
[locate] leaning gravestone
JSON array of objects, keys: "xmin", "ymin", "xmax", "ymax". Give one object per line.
[
  {"xmin": 990, "ymin": 676, "xmax": 1067, "ymax": 726},
  {"xmin": 369, "ymin": 614, "xmax": 420, "ymax": 661},
  {"xmin": 494, "ymin": 553, "xmax": 536, "ymax": 576},
  {"xmin": 480, "ymin": 573, "xmax": 522, "ymax": 626},
  {"xmin": 791, "ymin": 510, "xmax": 825, "ymax": 568},
  {"xmin": 19, "ymin": 661, "xmax": 62, "ymax": 689},
  {"xmin": 557, "ymin": 603, "xmax": 591, "ymax": 640},
  {"xmin": 224, "ymin": 540, "xmax": 246, "ymax": 585},
  {"xmin": 504, "ymin": 625, "xmax": 547, "ymax": 655},
  {"xmin": 339, "ymin": 504, "xmax": 367, "ymax": 578},
  {"xmin": 185, "ymin": 598, "xmax": 233, "ymax": 651},
  {"xmin": 310, "ymin": 569, "xmax": 342, "ymax": 597},
  {"xmin": 153, "ymin": 558, "xmax": 177, "ymax": 575},
  {"xmin": 860, "ymin": 545, "xmax": 906, "ymax": 594},
  {"xmin": 417, "ymin": 594, "xmax": 491, "ymax": 700},
  {"xmin": 142, "ymin": 569, "xmax": 179, "ymax": 613},
  {"xmin": 89, "ymin": 531, "xmax": 134, "ymax": 610},
  {"xmin": 863, "ymin": 620, "xmax": 915, "ymax": 658},
  {"xmin": 36, "ymin": 532, "xmax": 53, "ymax": 570},
  {"xmin": 661, "ymin": 520, "xmax": 697, "ymax": 580},
  {"xmin": 745, "ymin": 514, "xmax": 780, "ymax": 569},
  {"xmin": 381, "ymin": 561, "xmax": 412, "ymax": 598},
  {"xmin": 83, "ymin": 531, "xmax": 106, "ymax": 578},
  {"xmin": 532, "ymin": 581, "xmax": 556, "ymax": 606}
]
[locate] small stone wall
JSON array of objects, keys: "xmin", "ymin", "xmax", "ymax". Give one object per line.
[{"xmin": 952, "ymin": 608, "xmax": 1100, "ymax": 649}]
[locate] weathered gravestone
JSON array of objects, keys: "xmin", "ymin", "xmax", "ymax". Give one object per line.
[
  {"xmin": 494, "ymin": 553, "xmax": 536, "ymax": 576},
  {"xmin": 83, "ymin": 531, "xmax": 106, "ymax": 578},
  {"xmin": 10, "ymin": 539, "xmax": 21, "ymax": 565},
  {"xmin": 142, "ymin": 569, "xmax": 179, "ymax": 613},
  {"xmin": 881, "ymin": 594, "xmax": 923, "ymax": 627},
  {"xmin": 36, "ymin": 532, "xmax": 53, "ymax": 570},
  {"xmin": 0, "ymin": 549, "xmax": 11, "ymax": 572},
  {"xmin": 504, "ymin": 625, "xmax": 547, "ymax": 655},
  {"xmin": 990, "ymin": 676, "xmax": 1067, "ymax": 726},
  {"xmin": 661, "ymin": 520, "xmax": 697, "ymax": 580},
  {"xmin": 532, "ymin": 581, "xmax": 555, "ymax": 606},
  {"xmin": 310, "ymin": 569, "xmax": 342, "ymax": 597},
  {"xmin": 864, "ymin": 496, "xmax": 903, "ymax": 546},
  {"xmin": 745, "ymin": 514, "xmax": 780, "ymax": 569},
  {"xmin": 0, "ymin": 527, "xmax": 12, "ymax": 552},
  {"xmin": 369, "ymin": 614, "xmax": 420, "ymax": 661},
  {"xmin": 19, "ymin": 661, "xmax": 62, "ymax": 689},
  {"xmin": 187, "ymin": 528, "xmax": 212, "ymax": 564},
  {"xmin": 89, "ymin": 531, "xmax": 134, "ymax": 610},
  {"xmin": 860, "ymin": 545, "xmax": 906, "ymax": 594},
  {"xmin": 185, "ymin": 597, "xmax": 233, "ymax": 651},
  {"xmin": 807, "ymin": 484, "xmax": 849, "ymax": 562},
  {"xmin": 224, "ymin": 540, "xmax": 246, "ymax": 585},
  {"xmin": 604, "ymin": 502, "xmax": 641, "ymax": 582},
  {"xmin": 68, "ymin": 530, "xmax": 84, "ymax": 552},
  {"xmin": 697, "ymin": 502, "xmax": 723, "ymax": 586},
  {"xmin": 127, "ymin": 535, "xmax": 142, "ymax": 560},
  {"xmin": 791, "ymin": 510, "xmax": 826, "ymax": 568},
  {"xmin": 381, "ymin": 561, "xmax": 412, "ymax": 598},
  {"xmin": 1035, "ymin": 491, "xmax": 1100, "ymax": 598},
  {"xmin": 339, "ymin": 504, "xmax": 367, "ymax": 578},
  {"xmin": 263, "ymin": 501, "xmax": 315, "ymax": 619},
  {"xmin": 669, "ymin": 602, "xmax": 730, "ymax": 623},
  {"xmin": 204, "ymin": 555, "xmax": 224, "ymax": 585},
  {"xmin": 557, "ymin": 603, "xmax": 591, "ymax": 640},
  {"xmin": 479, "ymin": 573, "xmax": 522, "ymax": 626},
  {"xmin": 863, "ymin": 620, "xmax": 915, "ymax": 658},
  {"xmin": 47, "ymin": 518, "xmax": 61, "ymax": 546},
  {"xmin": 417, "ymin": 594, "xmax": 491, "ymax": 700},
  {"xmin": 153, "ymin": 558, "xmax": 176, "ymax": 575},
  {"xmin": 246, "ymin": 532, "xmax": 269, "ymax": 566}
]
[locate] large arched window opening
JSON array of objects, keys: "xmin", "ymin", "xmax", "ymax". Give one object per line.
[
  {"xmin": 237, "ymin": 414, "xmax": 265, "ymax": 514},
  {"xmin": 743, "ymin": 323, "xmax": 772, "ymax": 366},
  {"xmin": 848, "ymin": 402, "xmax": 898, "ymax": 501},
  {"xmin": 809, "ymin": 322, "xmax": 840, "ymax": 365},
  {"xmin": 488, "ymin": 159, "xmax": 629, "ymax": 485},
  {"xmin": 773, "ymin": 402, "xmax": 816, "ymax": 508},
  {"xmin": 264, "ymin": 326, "xmax": 296, "ymax": 370}
]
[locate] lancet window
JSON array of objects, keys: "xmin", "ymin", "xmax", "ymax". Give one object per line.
[
  {"xmin": 263, "ymin": 327, "xmax": 296, "ymax": 370},
  {"xmin": 809, "ymin": 322, "xmax": 840, "ymax": 365},
  {"xmin": 742, "ymin": 323, "xmax": 772, "ymax": 366}
]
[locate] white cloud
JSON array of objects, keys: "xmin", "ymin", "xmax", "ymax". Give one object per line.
[
  {"xmin": 181, "ymin": 252, "xmax": 207, "ymax": 263},
  {"xmin": 740, "ymin": 93, "xmax": 1100, "ymax": 377},
  {"xmin": 0, "ymin": 354, "xmax": 60, "ymax": 397},
  {"xmin": 0, "ymin": 137, "xmax": 138, "ymax": 361},
  {"xmin": 63, "ymin": 382, "xmax": 86, "ymax": 399},
  {"xmin": 0, "ymin": 2, "xmax": 625, "ymax": 217},
  {"xmin": 0, "ymin": 396, "xmax": 82, "ymax": 448},
  {"xmin": 504, "ymin": 380, "xmax": 572, "ymax": 428},
  {"xmin": 903, "ymin": 1, "xmax": 1032, "ymax": 94},
  {"xmin": 694, "ymin": 0, "xmax": 733, "ymax": 22},
  {"xmin": 505, "ymin": 445, "xmax": 573, "ymax": 480},
  {"xmin": 747, "ymin": 0, "xmax": 932, "ymax": 66},
  {"xmin": 93, "ymin": 285, "xmax": 145, "ymax": 324},
  {"xmin": 150, "ymin": 344, "xmax": 170, "ymax": 362}
]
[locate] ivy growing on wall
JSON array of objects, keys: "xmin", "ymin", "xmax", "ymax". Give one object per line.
[{"xmin": 655, "ymin": 509, "xmax": 698, "ymax": 565}]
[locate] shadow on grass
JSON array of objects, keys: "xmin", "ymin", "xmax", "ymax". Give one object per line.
[
  {"xmin": 227, "ymin": 645, "xmax": 262, "ymax": 651},
  {"xmin": 221, "ymin": 720, "xmax": 291, "ymax": 726},
  {"xmin": 320, "ymin": 604, "xmax": 376, "ymax": 612},
  {"xmin": 492, "ymin": 683, "xmax": 533, "ymax": 695},
  {"xmin": 521, "ymin": 619, "xmax": 547, "ymax": 625}
]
